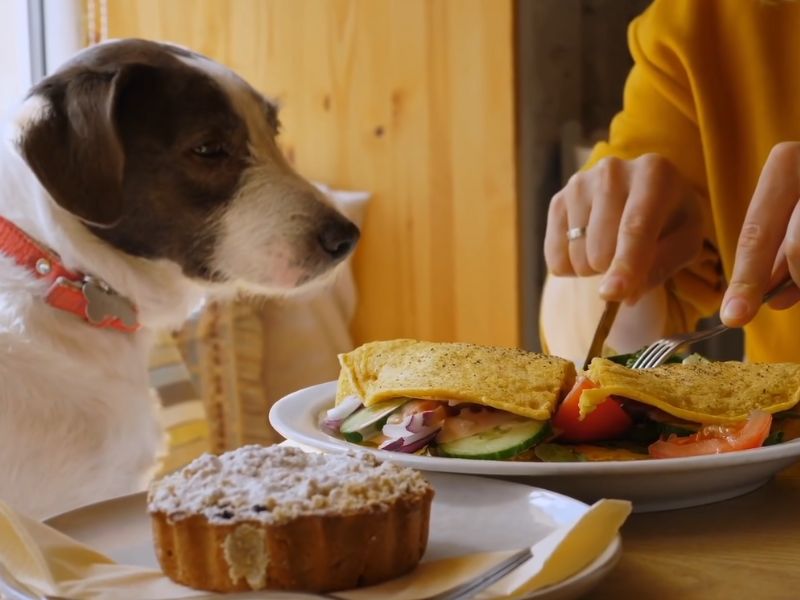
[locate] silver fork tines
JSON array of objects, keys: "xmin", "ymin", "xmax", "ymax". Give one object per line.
[
  {"xmin": 630, "ymin": 276, "xmax": 795, "ymax": 369},
  {"xmin": 630, "ymin": 322, "xmax": 729, "ymax": 369}
]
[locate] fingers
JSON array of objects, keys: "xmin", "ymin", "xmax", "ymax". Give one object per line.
[
  {"xmin": 545, "ymin": 157, "xmax": 629, "ymax": 280},
  {"xmin": 585, "ymin": 157, "xmax": 625, "ymax": 273},
  {"xmin": 599, "ymin": 154, "xmax": 675, "ymax": 301},
  {"xmin": 544, "ymin": 153, "xmax": 701, "ymax": 305},
  {"xmin": 765, "ymin": 250, "xmax": 795, "ymax": 309},
  {"xmin": 768, "ymin": 284, "xmax": 800, "ymax": 310},
  {"xmin": 544, "ymin": 190, "xmax": 573, "ymax": 275},
  {"xmin": 643, "ymin": 218, "xmax": 704, "ymax": 291},
  {"xmin": 784, "ymin": 200, "xmax": 800, "ymax": 290},
  {"xmin": 773, "ymin": 202, "xmax": 800, "ymax": 310},
  {"xmin": 565, "ymin": 176, "xmax": 596, "ymax": 276},
  {"xmin": 722, "ymin": 142, "xmax": 800, "ymax": 326}
]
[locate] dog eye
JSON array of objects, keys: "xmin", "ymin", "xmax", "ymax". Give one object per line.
[{"xmin": 192, "ymin": 143, "xmax": 229, "ymax": 159}]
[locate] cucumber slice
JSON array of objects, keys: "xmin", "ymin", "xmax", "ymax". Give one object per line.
[
  {"xmin": 435, "ymin": 420, "xmax": 551, "ymax": 460},
  {"xmin": 534, "ymin": 443, "xmax": 587, "ymax": 463},
  {"xmin": 658, "ymin": 422, "xmax": 699, "ymax": 438},
  {"xmin": 340, "ymin": 398, "xmax": 407, "ymax": 442}
]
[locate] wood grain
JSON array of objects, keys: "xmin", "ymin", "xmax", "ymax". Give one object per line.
[
  {"xmin": 591, "ymin": 462, "xmax": 800, "ymax": 599},
  {"xmin": 105, "ymin": 0, "xmax": 519, "ymax": 347}
]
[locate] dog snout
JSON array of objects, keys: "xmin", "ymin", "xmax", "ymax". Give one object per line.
[{"xmin": 318, "ymin": 218, "xmax": 360, "ymax": 260}]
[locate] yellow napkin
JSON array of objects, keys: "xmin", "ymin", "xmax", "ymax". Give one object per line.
[{"xmin": 0, "ymin": 498, "xmax": 630, "ymax": 600}]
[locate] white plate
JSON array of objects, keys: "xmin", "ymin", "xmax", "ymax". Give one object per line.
[
  {"xmin": 45, "ymin": 472, "xmax": 620, "ymax": 600},
  {"xmin": 269, "ymin": 381, "xmax": 800, "ymax": 512}
]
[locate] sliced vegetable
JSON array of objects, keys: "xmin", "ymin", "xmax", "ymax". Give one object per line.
[
  {"xmin": 536, "ymin": 440, "xmax": 649, "ymax": 462},
  {"xmin": 648, "ymin": 411, "xmax": 772, "ymax": 458},
  {"xmin": 387, "ymin": 399, "xmax": 446, "ymax": 424},
  {"xmin": 534, "ymin": 443, "xmax": 587, "ymax": 462},
  {"xmin": 763, "ymin": 431, "xmax": 785, "ymax": 446},
  {"xmin": 682, "ymin": 353, "xmax": 710, "ymax": 365},
  {"xmin": 380, "ymin": 410, "xmax": 444, "ymax": 452},
  {"xmin": 383, "ymin": 412, "xmax": 442, "ymax": 439},
  {"xmin": 606, "ymin": 353, "xmax": 636, "ymax": 367},
  {"xmin": 436, "ymin": 405, "xmax": 524, "ymax": 444},
  {"xmin": 571, "ymin": 444, "xmax": 649, "ymax": 461},
  {"xmin": 771, "ymin": 407, "xmax": 800, "ymax": 442},
  {"xmin": 624, "ymin": 421, "xmax": 662, "ymax": 444},
  {"xmin": 340, "ymin": 398, "xmax": 407, "ymax": 443},
  {"xmin": 552, "ymin": 378, "xmax": 633, "ymax": 442},
  {"xmin": 607, "ymin": 350, "xmax": 684, "ymax": 368},
  {"xmin": 379, "ymin": 430, "xmax": 439, "ymax": 453},
  {"xmin": 658, "ymin": 423, "xmax": 699, "ymax": 438},
  {"xmin": 435, "ymin": 420, "xmax": 550, "ymax": 460},
  {"xmin": 321, "ymin": 395, "xmax": 362, "ymax": 434}
]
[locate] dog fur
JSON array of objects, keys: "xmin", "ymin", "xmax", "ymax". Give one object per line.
[{"xmin": 0, "ymin": 39, "xmax": 359, "ymax": 519}]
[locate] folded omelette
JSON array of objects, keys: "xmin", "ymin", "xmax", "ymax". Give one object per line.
[
  {"xmin": 580, "ymin": 357, "xmax": 800, "ymax": 424},
  {"xmin": 336, "ymin": 339, "xmax": 576, "ymax": 420}
]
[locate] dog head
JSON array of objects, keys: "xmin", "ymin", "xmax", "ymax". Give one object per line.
[{"xmin": 15, "ymin": 39, "xmax": 359, "ymax": 295}]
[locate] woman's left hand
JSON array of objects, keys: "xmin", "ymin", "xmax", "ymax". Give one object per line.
[{"xmin": 722, "ymin": 142, "xmax": 800, "ymax": 326}]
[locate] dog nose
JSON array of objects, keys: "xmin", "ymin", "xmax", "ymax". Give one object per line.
[{"xmin": 318, "ymin": 218, "xmax": 360, "ymax": 259}]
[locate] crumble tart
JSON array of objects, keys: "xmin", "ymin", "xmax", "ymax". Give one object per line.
[{"xmin": 148, "ymin": 445, "xmax": 434, "ymax": 592}]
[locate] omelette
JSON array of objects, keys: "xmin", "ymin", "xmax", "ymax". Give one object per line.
[
  {"xmin": 335, "ymin": 339, "xmax": 576, "ymax": 420},
  {"xmin": 580, "ymin": 357, "xmax": 800, "ymax": 424},
  {"xmin": 325, "ymin": 339, "xmax": 800, "ymax": 462}
]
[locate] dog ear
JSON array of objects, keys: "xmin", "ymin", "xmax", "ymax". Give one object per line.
[{"xmin": 19, "ymin": 67, "xmax": 131, "ymax": 227}]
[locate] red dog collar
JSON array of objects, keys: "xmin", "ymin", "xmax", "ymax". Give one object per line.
[{"xmin": 0, "ymin": 216, "xmax": 140, "ymax": 333}]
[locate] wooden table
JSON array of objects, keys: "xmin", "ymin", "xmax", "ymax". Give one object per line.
[{"xmin": 589, "ymin": 463, "xmax": 800, "ymax": 599}]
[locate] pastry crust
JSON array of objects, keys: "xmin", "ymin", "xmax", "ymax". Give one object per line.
[{"xmin": 148, "ymin": 445, "xmax": 434, "ymax": 592}]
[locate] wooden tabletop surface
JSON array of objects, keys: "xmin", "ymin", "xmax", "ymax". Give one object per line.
[{"xmin": 589, "ymin": 462, "xmax": 800, "ymax": 599}]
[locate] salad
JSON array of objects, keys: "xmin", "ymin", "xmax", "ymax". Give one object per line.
[{"xmin": 322, "ymin": 350, "xmax": 800, "ymax": 462}]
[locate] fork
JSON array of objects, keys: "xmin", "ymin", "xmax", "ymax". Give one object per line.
[
  {"xmin": 630, "ymin": 276, "xmax": 796, "ymax": 369},
  {"xmin": 410, "ymin": 547, "xmax": 532, "ymax": 600},
  {"xmin": 0, "ymin": 547, "xmax": 532, "ymax": 600}
]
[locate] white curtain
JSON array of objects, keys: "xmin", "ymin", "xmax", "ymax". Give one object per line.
[
  {"xmin": 0, "ymin": 1, "xmax": 31, "ymax": 119},
  {"xmin": 0, "ymin": 0, "xmax": 82, "ymax": 121}
]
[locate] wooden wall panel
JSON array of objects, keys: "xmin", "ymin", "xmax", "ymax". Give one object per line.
[{"xmin": 106, "ymin": 0, "xmax": 519, "ymax": 347}]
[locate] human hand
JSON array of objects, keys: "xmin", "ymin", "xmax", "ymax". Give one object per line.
[
  {"xmin": 544, "ymin": 154, "xmax": 705, "ymax": 302},
  {"xmin": 721, "ymin": 142, "xmax": 800, "ymax": 327}
]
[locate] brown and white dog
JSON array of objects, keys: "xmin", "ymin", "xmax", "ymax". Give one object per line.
[{"xmin": 0, "ymin": 39, "xmax": 359, "ymax": 518}]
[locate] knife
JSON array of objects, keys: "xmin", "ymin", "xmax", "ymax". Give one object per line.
[{"xmin": 582, "ymin": 301, "xmax": 621, "ymax": 371}]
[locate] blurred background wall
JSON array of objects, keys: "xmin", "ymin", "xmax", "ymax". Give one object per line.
[{"xmin": 105, "ymin": 0, "xmax": 521, "ymax": 348}]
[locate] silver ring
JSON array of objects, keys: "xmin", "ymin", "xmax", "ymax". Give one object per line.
[{"xmin": 566, "ymin": 226, "xmax": 587, "ymax": 242}]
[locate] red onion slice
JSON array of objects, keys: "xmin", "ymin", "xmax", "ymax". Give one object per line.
[
  {"xmin": 379, "ymin": 429, "xmax": 439, "ymax": 453},
  {"xmin": 321, "ymin": 395, "xmax": 362, "ymax": 433},
  {"xmin": 380, "ymin": 422, "xmax": 440, "ymax": 449},
  {"xmin": 383, "ymin": 410, "xmax": 443, "ymax": 438},
  {"xmin": 382, "ymin": 416, "xmax": 412, "ymax": 439},
  {"xmin": 320, "ymin": 418, "xmax": 344, "ymax": 435}
]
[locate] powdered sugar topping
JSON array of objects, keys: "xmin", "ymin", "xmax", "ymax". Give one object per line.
[{"xmin": 148, "ymin": 445, "xmax": 432, "ymax": 525}]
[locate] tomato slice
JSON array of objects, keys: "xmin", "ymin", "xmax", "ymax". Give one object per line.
[
  {"xmin": 648, "ymin": 411, "xmax": 772, "ymax": 458},
  {"xmin": 551, "ymin": 377, "xmax": 633, "ymax": 442}
]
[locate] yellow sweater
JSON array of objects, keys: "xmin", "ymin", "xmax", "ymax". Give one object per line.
[{"xmin": 584, "ymin": 0, "xmax": 800, "ymax": 363}]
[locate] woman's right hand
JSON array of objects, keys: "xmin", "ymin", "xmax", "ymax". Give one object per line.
[{"xmin": 544, "ymin": 153, "xmax": 705, "ymax": 303}]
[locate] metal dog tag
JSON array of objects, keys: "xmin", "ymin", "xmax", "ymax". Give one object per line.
[{"xmin": 82, "ymin": 277, "xmax": 138, "ymax": 327}]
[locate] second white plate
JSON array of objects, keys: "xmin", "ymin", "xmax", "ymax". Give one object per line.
[
  {"xmin": 269, "ymin": 381, "xmax": 800, "ymax": 512},
  {"xmin": 44, "ymin": 472, "xmax": 619, "ymax": 600}
]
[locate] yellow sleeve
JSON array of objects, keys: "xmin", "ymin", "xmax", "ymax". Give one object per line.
[{"xmin": 583, "ymin": 0, "xmax": 723, "ymax": 334}]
